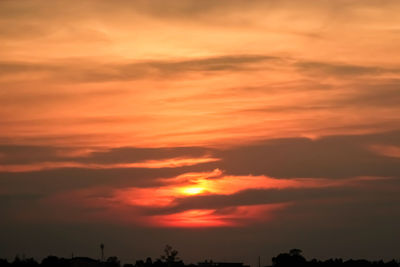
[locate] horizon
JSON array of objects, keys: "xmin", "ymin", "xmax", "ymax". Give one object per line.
[{"xmin": 2, "ymin": 247, "xmax": 399, "ymax": 267}]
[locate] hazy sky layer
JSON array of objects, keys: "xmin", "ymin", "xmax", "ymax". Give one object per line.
[{"xmin": 1, "ymin": 0, "xmax": 400, "ymax": 265}]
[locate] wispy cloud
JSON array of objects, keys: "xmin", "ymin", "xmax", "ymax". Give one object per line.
[
  {"xmin": 0, "ymin": 156, "xmax": 220, "ymax": 172},
  {"xmin": 0, "ymin": 55, "xmax": 278, "ymax": 83},
  {"xmin": 369, "ymin": 145, "xmax": 400, "ymax": 158},
  {"xmin": 296, "ymin": 61, "xmax": 400, "ymax": 77}
]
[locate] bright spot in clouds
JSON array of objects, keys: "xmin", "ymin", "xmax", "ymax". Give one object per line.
[{"xmin": 181, "ymin": 187, "xmax": 205, "ymax": 195}]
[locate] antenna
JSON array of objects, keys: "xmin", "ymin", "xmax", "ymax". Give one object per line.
[{"xmin": 100, "ymin": 243, "xmax": 105, "ymax": 261}]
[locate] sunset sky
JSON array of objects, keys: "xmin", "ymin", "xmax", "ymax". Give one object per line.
[{"xmin": 1, "ymin": 0, "xmax": 400, "ymax": 265}]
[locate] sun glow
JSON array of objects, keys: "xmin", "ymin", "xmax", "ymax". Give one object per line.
[
  {"xmin": 181, "ymin": 187, "xmax": 205, "ymax": 195},
  {"xmin": 151, "ymin": 209, "xmax": 232, "ymax": 227},
  {"xmin": 149, "ymin": 203, "xmax": 289, "ymax": 228}
]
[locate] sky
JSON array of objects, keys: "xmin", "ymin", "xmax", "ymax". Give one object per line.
[{"xmin": 1, "ymin": 0, "xmax": 400, "ymax": 265}]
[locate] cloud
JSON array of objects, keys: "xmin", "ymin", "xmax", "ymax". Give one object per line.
[
  {"xmin": 4, "ymin": 169, "xmax": 396, "ymax": 229},
  {"xmin": 0, "ymin": 157, "xmax": 220, "ymax": 173},
  {"xmin": 160, "ymin": 177, "xmax": 394, "ymax": 214},
  {"xmin": 295, "ymin": 61, "xmax": 396, "ymax": 77},
  {"xmin": 0, "ymin": 55, "xmax": 278, "ymax": 83},
  {"xmin": 2, "ymin": 57, "xmax": 400, "ymax": 149},
  {"xmin": 369, "ymin": 145, "xmax": 400, "ymax": 158},
  {"xmin": 148, "ymin": 203, "xmax": 288, "ymax": 228},
  {"xmin": 336, "ymin": 79, "xmax": 400, "ymax": 107},
  {"xmin": 215, "ymin": 131, "xmax": 400, "ymax": 179},
  {"xmin": 0, "ymin": 164, "xmax": 218, "ymax": 196},
  {"xmin": 0, "ymin": 145, "xmax": 214, "ymax": 164},
  {"xmin": 2, "ymin": 131, "xmax": 400, "ymax": 200},
  {"xmin": 9, "ymin": 57, "xmax": 397, "ymax": 84}
]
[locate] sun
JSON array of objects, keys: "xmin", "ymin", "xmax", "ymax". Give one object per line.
[{"xmin": 181, "ymin": 187, "xmax": 205, "ymax": 195}]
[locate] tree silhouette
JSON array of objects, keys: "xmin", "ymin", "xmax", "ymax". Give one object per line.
[
  {"xmin": 160, "ymin": 245, "xmax": 183, "ymax": 267},
  {"xmin": 106, "ymin": 257, "xmax": 120, "ymax": 267},
  {"xmin": 145, "ymin": 258, "xmax": 153, "ymax": 267},
  {"xmin": 272, "ymin": 249, "xmax": 306, "ymax": 267},
  {"xmin": 1, "ymin": 247, "xmax": 400, "ymax": 267},
  {"xmin": 289, "ymin": 249, "xmax": 303, "ymax": 257}
]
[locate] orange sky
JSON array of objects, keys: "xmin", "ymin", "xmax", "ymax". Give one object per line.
[
  {"xmin": 1, "ymin": 0, "xmax": 400, "ymax": 148},
  {"xmin": 1, "ymin": 0, "xmax": 400, "ymax": 263}
]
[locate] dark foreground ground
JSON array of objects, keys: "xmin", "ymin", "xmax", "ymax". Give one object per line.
[{"xmin": 1, "ymin": 248, "xmax": 399, "ymax": 267}]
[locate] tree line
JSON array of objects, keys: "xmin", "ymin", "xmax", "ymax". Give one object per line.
[{"xmin": 0, "ymin": 247, "xmax": 398, "ymax": 267}]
